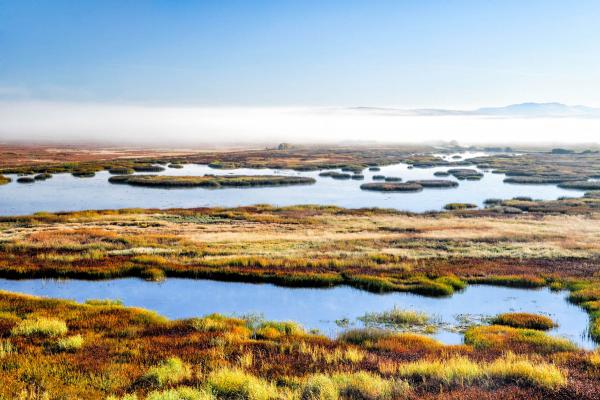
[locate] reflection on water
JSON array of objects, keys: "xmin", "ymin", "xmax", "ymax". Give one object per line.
[
  {"xmin": 0, "ymin": 278, "xmax": 593, "ymax": 349},
  {"xmin": 0, "ymin": 153, "xmax": 580, "ymax": 215}
]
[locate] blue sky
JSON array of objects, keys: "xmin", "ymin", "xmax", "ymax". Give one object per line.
[{"xmin": 1, "ymin": 0, "xmax": 600, "ymax": 107}]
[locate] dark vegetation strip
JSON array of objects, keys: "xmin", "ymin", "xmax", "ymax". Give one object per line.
[{"xmin": 108, "ymin": 174, "xmax": 316, "ymax": 188}]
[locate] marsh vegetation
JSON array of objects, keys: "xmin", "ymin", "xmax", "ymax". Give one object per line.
[
  {"xmin": 108, "ymin": 175, "xmax": 316, "ymax": 188},
  {"xmin": 3, "ymin": 146, "xmax": 600, "ymax": 398},
  {"xmin": 0, "ymin": 291, "xmax": 590, "ymax": 399}
]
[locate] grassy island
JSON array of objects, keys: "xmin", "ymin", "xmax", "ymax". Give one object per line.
[
  {"xmin": 108, "ymin": 174, "xmax": 316, "ymax": 188},
  {"xmin": 360, "ymin": 182, "xmax": 423, "ymax": 192}
]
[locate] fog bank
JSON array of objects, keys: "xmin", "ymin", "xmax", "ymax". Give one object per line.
[{"xmin": 1, "ymin": 101, "xmax": 599, "ymax": 145}]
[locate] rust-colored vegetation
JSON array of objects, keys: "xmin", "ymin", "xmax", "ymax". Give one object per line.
[{"xmin": 0, "ymin": 291, "xmax": 595, "ymax": 399}]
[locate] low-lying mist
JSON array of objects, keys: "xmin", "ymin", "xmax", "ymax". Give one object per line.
[{"xmin": 1, "ymin": 101, "xmax": 599, "ymax": 146}]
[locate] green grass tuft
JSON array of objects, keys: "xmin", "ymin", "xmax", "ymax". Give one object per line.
[{"xmin": 11, "ymin": 317, "xmax": 68, "ymax": 337}]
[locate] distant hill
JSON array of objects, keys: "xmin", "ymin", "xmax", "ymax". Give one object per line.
[
  {"xmin": 474, "ymin": 102, "xmax": 600, "ymax": 117},
  {"xmin": 347, "ymin": 103, "xmax": 600, "ymax": 118}
]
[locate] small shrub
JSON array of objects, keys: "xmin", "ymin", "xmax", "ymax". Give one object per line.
[
  {"xmin": 332, "ymin": 371, "xmax": 410, "ymax": 400},
  {"xmin": 143, "ymin": 357, "xmax": 191, "ymax": 387},
  {"xmin": 207, "ymin": 368, "xmax": 279, "ymax": 400},
  {"xmin": 146, "ymin": 387, "xmax": 215, "ymax": 400},
  {"xmin": 492, "ymin": 313, "xmax": 556, "ymax": 330},
  {"xmin": 254, "ymin": 321, "xmax": 304, "ymax": 339},
  {"xmin": 191, "ymin": 314, "xmax": 249, "ymax": 337},
  {"xmin": 55, "ymin": 334, "xmax": 84, "ymax": 352},
  {"xmin": 11, "ymin": 317, "xmax": 68, "ymax": 337},
  {"xmin": 301, "ymin": 374, "xmax": 338, "ymax": 400}
]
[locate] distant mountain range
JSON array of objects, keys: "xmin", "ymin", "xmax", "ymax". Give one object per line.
[{"xmin": 348, "ymin": 103, "xmax": 600, "ymax": 118}]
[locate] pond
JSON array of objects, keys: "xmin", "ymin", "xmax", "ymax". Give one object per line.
[
  {"xmin": 0, "ymin": 278, "xmax": 593, "ymax": 349},
  {"xmin": 0, "ymin": 152, "xmax": 579, "ymax": 215}
]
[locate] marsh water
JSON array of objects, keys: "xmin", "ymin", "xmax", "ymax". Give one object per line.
[
  {"xmin": 0, "ymin": 152, "xmax": 581, "ymax": 216},
  {"xmin": 0, "ymin": 278, "xmax": 593, "ymax": 349}
]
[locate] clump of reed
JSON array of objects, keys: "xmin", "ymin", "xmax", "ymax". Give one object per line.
[
  {"xmin": 568, "ymin": 284, "xmax": 600, "ymax": 341},
  {"xmin": 396, "ymin": 352, "xmax": 566, "ymax": 389},
  {"xmin": 299, "ymin": 372, "xmax": 410, "ymax": 400},
  {"xmin": 0, "ymin": 175, "xmax": 11, "ymax": 185},
  {"xmin": 191, "ymin": 313, "xmax": 251, "ymax": 339},
  {"xmin": 207, "ymin": 367, "xmax": 279, "ymax": 400},
  {"xmin": 492, "ymin": 313, "xmax": 556, "ymax": 331},
  {"xmin": 373, "ymin": 333, "xmax": 443, "ymax": 354},
  {"xmin": 333, "ymin": 371, "xmax": 410, "ymax": 400},
  {"xmin": 141, "ymin": 268, "xmax": 166, "ymax": 282},
  {"xmin": 142, "ymin": 357, "xmax": 191, "ymax": 387},
  {"xmin": 11, "ymin": 317, "xmax": 68, "ymax": 337},
  {"xmin": 444, "ymin": 203, "xmax": 477, "ymax": 210},
  {"xmin": 254, "ymin": 320, "xmax": 304, "ymax": 339},
  {"xmin": 358, "ymin": 307, "xmax": 435, "ymax": 332},
  {"xmin": 464, "ymin": 325, "xmax": 576, "ymax": 353},
  {"xmin": 54, "ymin": 334, "xmax": 84, "ymax": 352}
]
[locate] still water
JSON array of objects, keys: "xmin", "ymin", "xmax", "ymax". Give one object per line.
[
  {"xmin": 0, "ymin": 153, "xmax": 580, "ymax": 215},
  {"xmin": 0, "ymin": 278, "xmax": 592, "ymax": 349}
]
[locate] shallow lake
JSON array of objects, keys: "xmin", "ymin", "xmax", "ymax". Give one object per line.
[
  {"xmin": 0, "ymin": 278, "xmax": 593, "ymax": 349},
  {"xmin": 0, "ymin": 152, "xmax": 581, "ymax": 216}
]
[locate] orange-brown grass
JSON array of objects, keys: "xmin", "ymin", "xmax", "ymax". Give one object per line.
[
  {"xmin": 464, "ymin": 325, "xmax": 576, "ymax": 354},
  {"xmin": 0, "ymin": 291, "xmax": 589, "ymax": 400},
  {"xmin": 492, "ymin": 313, "xmax": 556, "ymax": 331},
  {"xmin": 3, "ymin": 206, "xmax": 600, "ymax": 340}
]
